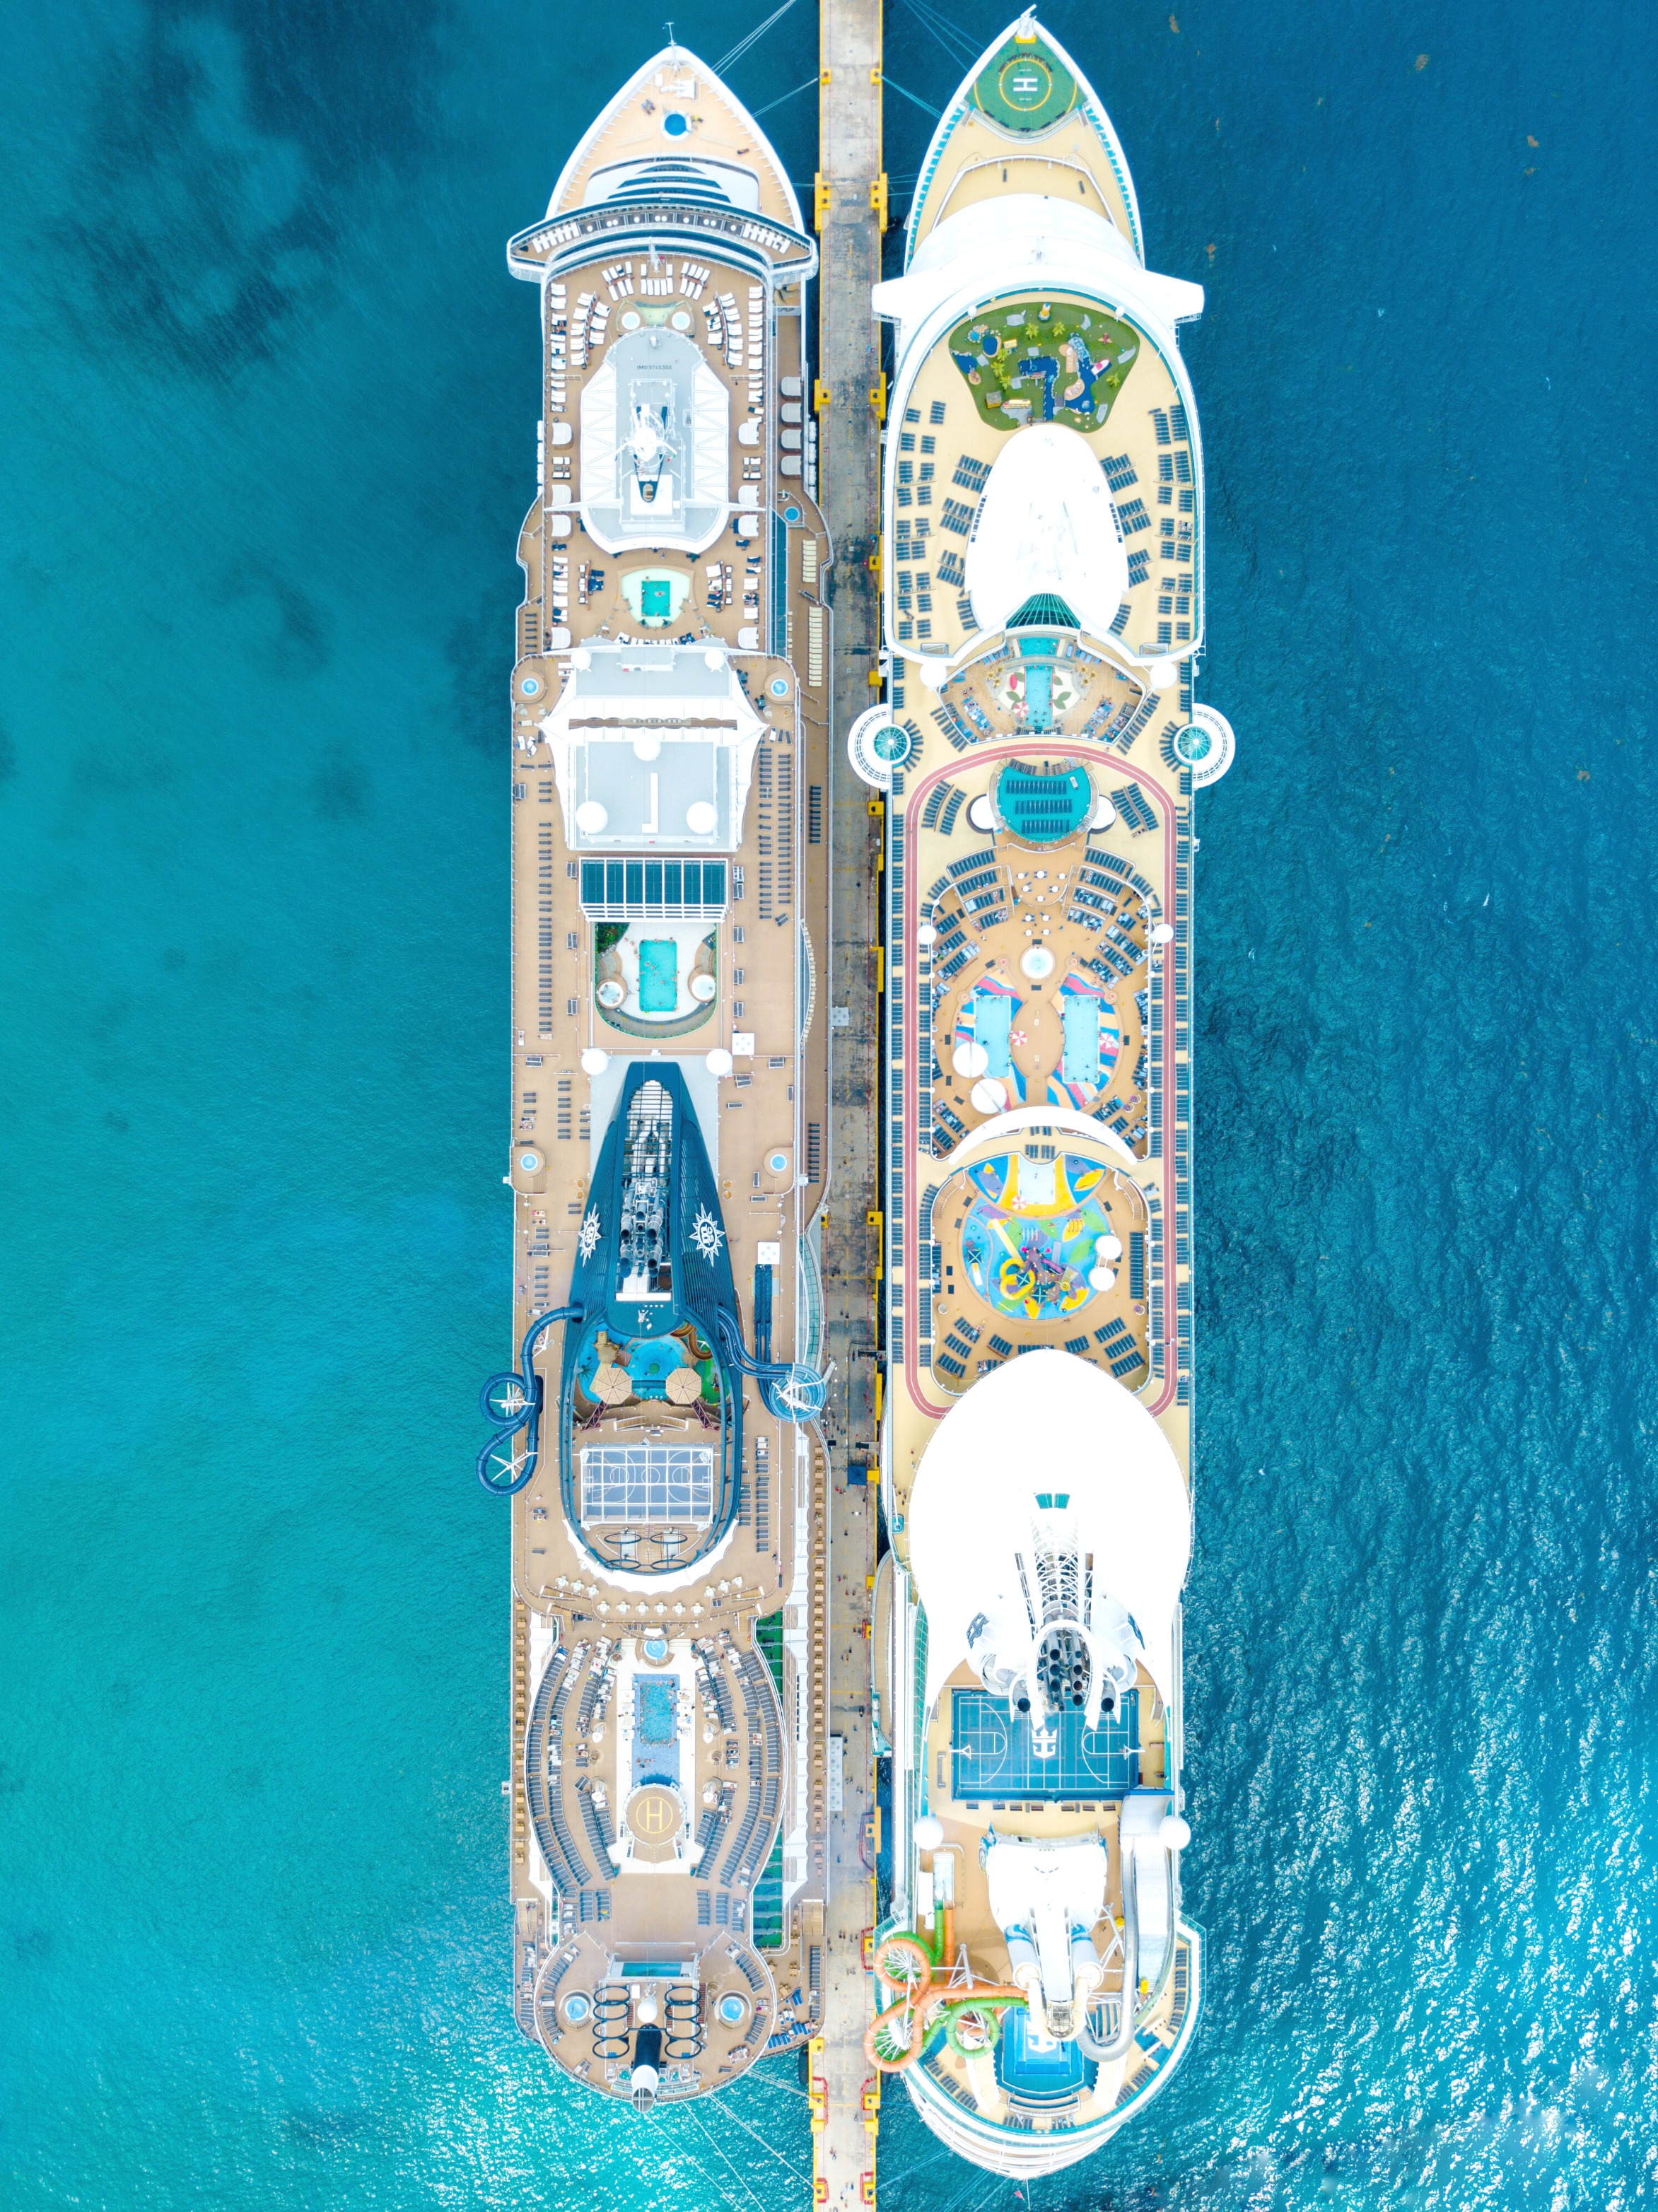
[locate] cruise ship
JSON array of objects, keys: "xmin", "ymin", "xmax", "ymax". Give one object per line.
[
  {"xmin": 477, "ymin": 49, "xmax": 835, "ymax": 2110},
  {"xmin": 857, "ymin": 15, "xmax": 1228, "ymax": 2175}
]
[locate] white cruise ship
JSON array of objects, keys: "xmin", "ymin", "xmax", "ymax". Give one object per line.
[{"xmin": 857, "ymin": 13, "xmax": 1229, "ymax": 2176}]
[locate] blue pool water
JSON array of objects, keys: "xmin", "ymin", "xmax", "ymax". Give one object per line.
[
  {"xmin": 1, "ymin": 1, "xmax": 1656, "ymax": 2208},
  {"xmin": 631, "ymin": 1676, "xmax": 681, "ymax": 1789},
  {"xmin": 1061, "ymin": 988, "xmax": 1102, "ymax": 1087},
  {"xmin": 633, "ymin": 1681, "xmax": 686, "ymax": 1787},
  {"xmin": 964, "ymin": 981, "xmax": 1022, "ymax": 1087},
  {"xmin": 636, "ymin": 1679, "xmax": 677, "ymax": 1746},
  {"xmin": 974, "ymin": 986, "xmax": 1016, "ymax": 1075},
  {"xmin": 636, "ymin": 937, "xmax": 679, "ymax": 1014},
  {"xmin": 1024, "ymin": 660, "xmax": 1053, "ymax": 730}
]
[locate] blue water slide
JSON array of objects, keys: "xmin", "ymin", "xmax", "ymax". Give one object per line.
[
  {"xmin": 475, "ymin": 1304, "xmax": 577, "ymax": 1497},
  {"xmin": 716, "ymin": 1263, "xmax": 828, "ymax": 1422}
]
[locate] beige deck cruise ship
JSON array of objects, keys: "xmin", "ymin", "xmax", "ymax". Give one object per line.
[
  {"xmin": 477, "ymin": 47, "xmax": 836, "ymax": 2112},
  {"xmin": 856, "ymin": 13, "xmax": 1231, "ymax": 2177}
]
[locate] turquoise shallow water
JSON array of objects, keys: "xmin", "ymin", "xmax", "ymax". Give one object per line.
[{"xmin": 2, "ymin": 1, "xmax": 1656, "ymax": 2207}]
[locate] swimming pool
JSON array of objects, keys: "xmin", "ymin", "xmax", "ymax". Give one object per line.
[
  {"xmin": 636, "ymin": 1677, "xmax": 677, "ymax": 1744},
  {"xmin": 1061, "ymin": 990, "xmax": 1100, "ymax": 1088},
  {"xmin": 631, "ymin": 1673, "xmax": 682, "ymax": 1789},
  {"xmin": 1022, "ymin": 661, "xmax": 1053, "ymax": 731},
  {"xmin": 965, "ymin": 990, "xmax": 1013, "ymax": 1084},
  {"xmin": 638, "ymin": 939, "xmax": 678, "ymax": 1014}
]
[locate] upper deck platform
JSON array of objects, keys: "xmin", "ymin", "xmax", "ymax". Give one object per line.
[
  {"xmin": 875, "ymin": 267, "xmax": 1203, "ymax": 672},
  {"xmin": 873, "ymin": 17, "xmax": 1203, "ymax": 679},
  {"xmin": 873, "ymin": 609, "xmax": 1190, "ymax": 1453}
]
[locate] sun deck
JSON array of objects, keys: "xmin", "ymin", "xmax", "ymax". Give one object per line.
[
  {"xmin": 880, "ymin": 655, "xmax": 1189, "ymax": 1476},
  {"xmin": 880, "ymin": 332, "xmax": 1199, "ymax": 669}
]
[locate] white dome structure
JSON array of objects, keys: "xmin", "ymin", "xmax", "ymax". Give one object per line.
[
  {"xmin": 964, "ymin": 423, "xmax": 1130, "ymax": 639},
  {"xmin": 909, "ymin": 1347, "xmax": 1190, "ymax": 1718}
]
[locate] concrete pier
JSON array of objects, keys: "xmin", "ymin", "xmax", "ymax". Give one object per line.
[{"xmin": 812, "ymin": 1, "xmax": 885, "ymax": 2205}]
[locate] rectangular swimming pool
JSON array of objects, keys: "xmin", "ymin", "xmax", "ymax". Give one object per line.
[
  {"xmin": 638, "ymin": 938, "xmax": 679, "ymax": 1014},
  {"xmin": 1061, "ymin": 992, "xmax": 1101, "ymax": 1088},
  {"xmin": 636, "ymin": 1676, "xmax": 677, "ymax": 1744},
  {"xmin": 631, "ymin": 1673, "xmax": 682, "ymax": 1789},
  {"xmin": 974, "ymin": 988, "xmax": 1015, "ymax": 1077}
]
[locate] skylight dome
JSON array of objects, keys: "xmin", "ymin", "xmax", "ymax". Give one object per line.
[{"xmin": 1007, "ymin": 590, "xmax": 1080, "ymax": 631}]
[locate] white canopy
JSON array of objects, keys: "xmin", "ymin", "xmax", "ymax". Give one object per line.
[
  {"xmin": 937, "ymin": 1104, "xmax": 1138, "ymax": 1173},
  {"xmin": 964, "ymin": 422, "xmax": 1129, "ymax": 640},
  {"xmin": 578, "ymin": 331, "xmax": 730, "ymax": 556},
  {"xmin": 873, "ymin": 193, "xmax": 1204, "ymax": 357},
  {"xmin": 539, "ymin": 643, "xmax": 764, "ymax": 850},
  {"xmin": 583, "ymin": 155, "xmax": 764, "ymax": 213},
  {"xmin": 908, "ymin": 1346, "xmax": 1190, "ymax": 1712}
]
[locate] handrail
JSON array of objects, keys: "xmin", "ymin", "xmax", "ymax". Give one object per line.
[
  {"xmin": 797, "ymin": 1225, "xmax": 825, "ymax": 1374},
  {"xmin": 510, "ymin": 203, "xmax": 817, "ymax": 286}
]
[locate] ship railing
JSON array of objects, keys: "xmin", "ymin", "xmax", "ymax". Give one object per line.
[{"xmin": 510, "ymin": 204, "xmax": 817, "ymax": 286}]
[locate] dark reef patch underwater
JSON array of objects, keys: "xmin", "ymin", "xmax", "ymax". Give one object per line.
[{"xmin": 2, "ymin": 0, "xmax": 1656, "ymax": 2206}]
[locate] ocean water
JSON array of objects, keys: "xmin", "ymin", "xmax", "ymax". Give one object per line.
[{"xmin": 1, "ymin": 0, "xmax": 1655, "ymax": 2207}]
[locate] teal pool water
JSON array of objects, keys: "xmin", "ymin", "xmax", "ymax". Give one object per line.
[
  {"xmin": 1, "ymin": 1, "xmax": 1656, "ymax": 2208},
  {"xmin": 976, "ymin": 987, "xmax": 1015, "ymax": 1075},
  {"xmin": 636, "ymin": 1678, "xmax": 677, "ymax": 1746},
  {"xmin": 631, "ymin": 1673, "xmax": 681, "ymax": 1792},
  {"xmin": 1022, "ymin": 660, "xmax": 1052, "ymax": 730},
  {"xmin": 1061, "ymin": 988, "xmax": 1102, "ymax": 1087},
  {"xmin": 638, "ymin": 937, "xmax": 679, "ymax": 1013},
  {"xmin": 959, "ymin": 982, "xmax": 1019, "ymax": 1079}
]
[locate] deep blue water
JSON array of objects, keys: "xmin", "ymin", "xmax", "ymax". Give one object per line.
[{"xmin": 3, "ymin": 1, "xmax": 1657, "ymax": 2206}]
